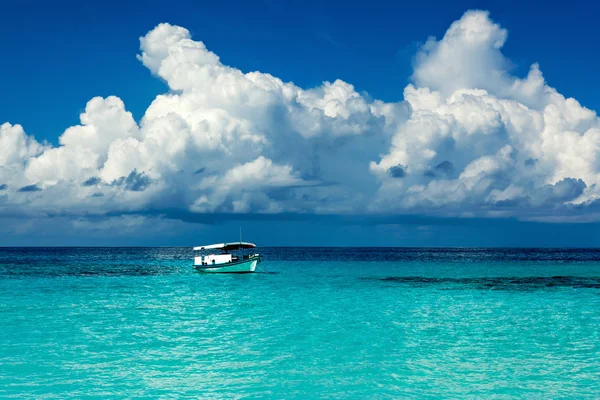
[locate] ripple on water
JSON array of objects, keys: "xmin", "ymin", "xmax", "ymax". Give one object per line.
[{"xmin": 1, "ymin": 247, "xmax": 600, "ymax": 398}]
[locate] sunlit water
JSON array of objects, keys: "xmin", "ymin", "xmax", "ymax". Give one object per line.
[{"xmin": 1, "ymin": 248, "xmax": 600, "ymax": 398}]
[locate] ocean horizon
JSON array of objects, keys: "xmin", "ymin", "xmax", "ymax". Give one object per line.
[{"xmin": 2, "ymin": 247, "xmax": 599, "ymax": 398}]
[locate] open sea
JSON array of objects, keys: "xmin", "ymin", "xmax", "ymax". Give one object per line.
[{"xmin": 1, "ymin": 247, "xmax": 600, "ymax": 398}]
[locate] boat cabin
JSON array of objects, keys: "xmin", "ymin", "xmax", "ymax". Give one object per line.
[{"xmin": 193, "ymin": 242, "xmax": 257, "ymax": 266}]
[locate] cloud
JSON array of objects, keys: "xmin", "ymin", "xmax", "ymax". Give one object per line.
[
  {"xmin": 82, "ymin": 177, "xmax": 101, "ymax": 187},
  {"xmin": 111, "ymin": 169, "xmax": 153, "ymax": 192},
  {"xmin": 1, "ymin": 10, "xmax": 600, "ymax": 229},
  {"xmin": 369, "ymin": 11, "xmax": 600, "ymax": 219},
  {"xmin": 411, "ymin": 11, "xmax": 509, "ymax": 98}
]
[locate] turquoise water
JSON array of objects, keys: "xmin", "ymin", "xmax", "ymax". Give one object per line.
[{"xmin": 1, "ymin": 248, "xmax": 600, "ymax": 398}]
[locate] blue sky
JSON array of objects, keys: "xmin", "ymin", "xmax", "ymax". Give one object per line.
[
  {"xmin": 2, "ymin": 0, "xmax": 598, "ymax": 142},
  {"xmin": 1, "ymin": 0, "xmax": 600, "ymax": 246}
]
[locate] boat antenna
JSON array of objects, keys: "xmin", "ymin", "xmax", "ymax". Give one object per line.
[{"xmin": 239, "ymin": 226, "xmax": 242, "ymax": 243}]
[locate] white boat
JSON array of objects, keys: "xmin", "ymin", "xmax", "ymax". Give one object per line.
[{"xmin": 193, "ymin": 242, "xmax": 261, "ymax": 273}]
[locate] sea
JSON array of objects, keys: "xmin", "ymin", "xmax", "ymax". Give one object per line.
[{"xmin": 1, "ymin": 247, "xmax": 599, "ymax": 399}]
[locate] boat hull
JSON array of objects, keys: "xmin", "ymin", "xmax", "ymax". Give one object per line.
[{"xmin": 194, "ymin": 257, "xmax": 259, "ymax": 273}]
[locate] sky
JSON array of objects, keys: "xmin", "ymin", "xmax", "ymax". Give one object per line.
[{"xmin": 1, "ymin": 0, "xmax": 600, "ymax": 246}]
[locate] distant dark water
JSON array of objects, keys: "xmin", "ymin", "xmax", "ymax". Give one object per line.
[
  {"xmin": 3, "ymin": 247, "xmax": 600, "ymax": 277},
  {"xmin": 1, "ymin": 247, "xmax": 600, "ymax": 397},
  {"xmin": 368, "ymin": 275, "xmax": 600, "ymax": 290}
]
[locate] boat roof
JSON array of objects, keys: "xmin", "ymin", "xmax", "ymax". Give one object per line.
[{"xmin": 193, "ymin": 242, "xmax": 256, "ymax": 251}]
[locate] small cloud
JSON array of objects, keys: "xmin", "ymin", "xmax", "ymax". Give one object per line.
[
  {"xmin": 0, "ymin": 184, "xmax": 7, "ymax": 191},
  {"xmin": 83, "ymin": 177, "xmax": 101, "ymax": 186},
  {"xmin": 550, "ymin": 178, "xmax": 586, "ymax": 201},
  {"xmin": 425, "ymin": 161, "xmax": 454, "ymax": 178},
  {"xmin": 389, "ymin": 165, "xmax": 407, "ymax": 178},
  {"xmin": 532, "ymin": 177, "xmax": 587, "ymax": 206},
  {"xmin": 524, "ymin": 158, "xmax": 537, "ymax": 167},
  {"xmin": 91, "ymin": 192, "xmax": 104, "ymax": 197},
  {"xmin": 435, "ymin": 161, "xmax": 454, "ymax": 174},
  {"xmin": 18, "ymin": 184, "xmax": 42, "ymax": 192},
  {"xmin": 112, "ymin": 169, "xmax": 152, "ymax": 192}
]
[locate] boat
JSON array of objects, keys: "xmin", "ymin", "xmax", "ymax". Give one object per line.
[{"xmin": 193, "ymin": 242, "xmax": 261, "ymax": 273}]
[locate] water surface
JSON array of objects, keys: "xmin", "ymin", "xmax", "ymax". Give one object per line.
[{"xmin": 1, "ymin": 248, "xmax": 599, "ymax": 398}]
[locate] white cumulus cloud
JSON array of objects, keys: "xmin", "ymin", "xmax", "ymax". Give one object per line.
[{"xmin": 1, "ymin": 10, "xmax": 600, "ymax": 227}]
